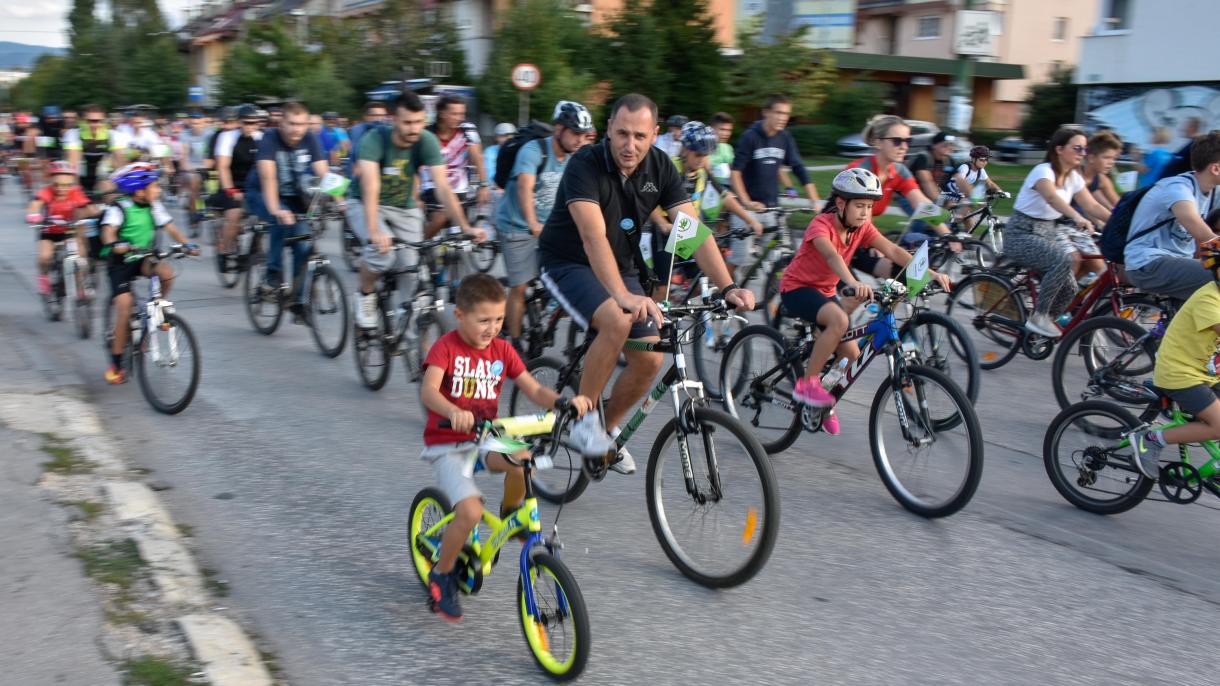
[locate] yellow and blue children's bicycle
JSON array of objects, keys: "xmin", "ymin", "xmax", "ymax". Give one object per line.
[{"xmin": 408, "ymin": 403, "xmax": 591, "ymax": 681}]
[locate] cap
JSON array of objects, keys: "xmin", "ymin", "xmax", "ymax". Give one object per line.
[
  {"xmin": 494, "ymin": 122, "xmax": 517, "ymax": 137},
  {"xmin": 931, "ymin": 132, "xmax": 956, "ymax": 145}
]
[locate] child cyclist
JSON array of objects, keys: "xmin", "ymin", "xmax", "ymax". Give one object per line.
[
  {"xmin": 100, "ymin": 162, "xmax": 197, "ymax": 384},
  {"xmin": 25, "ymin": 160, "xmax": 98, "ymax": 296},
  {"xmin": 1133, "ymin": 233, "xmax": 1220, "ymax": 480},
  {"xmin": 419, "ymin": 273, "xmax": 593, "ymax": 622},
  {"xmin": 779, "ymin": 168, "xmax": 952, "ymax": 434}
]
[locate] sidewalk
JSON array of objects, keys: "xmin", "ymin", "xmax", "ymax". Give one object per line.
[{"xmin": 0, "ymin": 315, "xmax": 121, "ymax": 685}]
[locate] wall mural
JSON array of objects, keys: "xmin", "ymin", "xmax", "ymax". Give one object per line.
[{"xmin": 1082, "ymin": 84, "xmax": 1220, "ymax": 150}]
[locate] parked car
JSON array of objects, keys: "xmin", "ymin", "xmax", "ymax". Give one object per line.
[
  {"xmin": 837, "ymin": 119, "xmax": 939, "ymax": 158},
  {"xmin": 994, "ymin": 136, "xmax": 1041, "ymax": 163}
]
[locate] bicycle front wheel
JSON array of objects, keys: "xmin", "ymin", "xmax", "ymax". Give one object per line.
[
  {"xmin": 73, "ymin": 265, "xmax": 93, "ymax": 340},
  {"xmin": 1051, "ymin": 316, "xmax": 1157, "ymax": 411},
  {"xmin": 518, "ymin": 551, "xmax": 591, "ymax": 681},
  {"xmin": 899, "ymin": 310, "xmax": 981, "ymax": 403},
  {"xmin": 869, "ymin": 364, "xmax": 983, "ymax": 518},
  {"xmin": 243, "ymin": 251, "xmax": 283, "ymax": 335},
  {"xmin": 508, "ymin": 356, "xmax": 589, "ymax": 504},
  {"xmin": 404, "ymin": 313, "xmax": 445, "ymax": 385},
  {"xmin": 691, "ymin": 315, "xmax": 746, "ymax": 401},
  {"xmin": 646, "ymin": 407, "xmax": 779, "ymax": 588},
  {"xmin": 134, "ymin": 312, "xmax": 201, "ymax": 415},
  {"xmin": 1043, "ymin": 400, "xmax": 1153, "ymax": 515},
  {"xmin": 308, "ymin": 264, "xmax": 349, "ymax": 358},
  {"xmin": 944, "ymin": 272, "xmax": 1024, "ymax": 370},
  {"xmin": 719, "ymin": 325, "xmax": 802, "ymax": 454},
  {"xmin": 353, "ymin": 307, "xmax": 392, "ymax": 391}
]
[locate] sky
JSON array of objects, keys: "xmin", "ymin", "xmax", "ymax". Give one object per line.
[{"xmin": 0, "ymin": 0, "xmax": 196, "ymax": 49}]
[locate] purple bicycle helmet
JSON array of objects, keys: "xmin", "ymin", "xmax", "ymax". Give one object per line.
[{"xmin": 111, "ymin": 162, "xmax": 160, "ymax": 194}]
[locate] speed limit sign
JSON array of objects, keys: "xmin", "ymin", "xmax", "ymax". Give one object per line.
[{"xmin": 511, "ymin": 63, "xmax": 541, "ymax": 91}]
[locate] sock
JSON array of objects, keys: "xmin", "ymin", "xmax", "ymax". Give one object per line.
[
  {"xmin": 1146, "ymin": 430, "xmax": 1165, "ymax": 446},
  {"xmin": 610, "ymin": 426, "xmax": 621, "ymax": 439},
  {"xmin": 111, "ymin": 353, "xmax": 122, "ymax": 367}
]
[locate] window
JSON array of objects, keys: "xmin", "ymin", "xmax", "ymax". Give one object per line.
[
  {"xmin": 1052, "ymin": 17, "xmax": 1068, "ymax": 41},
  {"xmin": 915, "ymin": 16, "xmax": 941, "ymax": 39},
  {"xmin": 1100, "ymin": 0, "xmax": 1130, "ymax": 31}
]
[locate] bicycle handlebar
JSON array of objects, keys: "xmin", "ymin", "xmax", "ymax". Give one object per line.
[{"xmin": 436, "ymin": 397, "xmax": 576, "ymax": 430}]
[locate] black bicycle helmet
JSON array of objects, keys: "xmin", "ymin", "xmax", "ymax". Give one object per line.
[
  {"xmin": 666, "ymin": 114, "xmax": 689, "ymax": 129},
  {"xmin": 970, "ymin": 145, "xmax": 992, "ymax": 160},
  {"xmin": 553, "ymin": 101, "xmax": 595, "ymax": 133},
  {"xmin": 236, "ymin": 103, "xmax": 260, "ymax": 121}
]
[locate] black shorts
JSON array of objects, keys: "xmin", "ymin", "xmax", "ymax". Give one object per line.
[
  {"xmin": 1162, "ymin": 384, "xmax": 1220, "ymax": 416},
  {"xmin": 779, "ymin": 287, "xmax": 841, "ymax": 323},
  {"xmin": 420, "ymin": 188, "xmax": 438, "ymax": 209},
  {"xmin": 38, "ymin": 231, "xmax": 70, "ymax": 243},
  {"xmin": 108, "ymin": 256, "xmax": 145, "ymax": 297},
  {"xmin": 208, "ymin": 191, "xmax": 242, "ymax": 212},
  {"xmin": 539, "ymin": 261, "xmax": 659, "ymax": 340}
]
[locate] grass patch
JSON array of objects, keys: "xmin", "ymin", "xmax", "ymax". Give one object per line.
[
  {"xmin": 258, "ymin": 648, "xmax": 281, "ymax": 676},
  {"xmin": 200, "ymin": 567, "xmax": 230, "ymax": 597},
  {"xmin": 122, "ymin": 656, "xmax": 195, "ymax": 686},
  {"xmin": 40, "ymin": 434, "xmax": 93, "ymax": 475},
  {"xmin": 105, "ymin": 606, "xmax": 151, "ymax": 625},
  {"xmin": 64, "ymin": 499, "xmax": 105, "ymax": 521},
  {"xmin": 802, "ymin": 155, "xmax": 854, "ymax": 169},
  {"xmin": 77, "ymin": 539, "xmax": 146, "ymax": 589}
]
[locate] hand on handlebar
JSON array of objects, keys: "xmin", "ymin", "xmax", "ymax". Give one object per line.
[
  {"xmin": 947, "ymin": 238, "xmax": 963, "ymax": 253},
  {"xmin": 447, "ymin": 408, "xmax": 475, "ymax": 434},
  {"xmin": 724, "ymin": 287, "xmax": 756, "ymax": 312},
  {"xmin": 749, "ymin": 218, "xmax": 764, "ymax": 236},
  {"xmin": 275, "ymin": 209, "xmax": 296, "ymax": 226},
  {"xmin": 931, "ymin": 270, "xmax": 953, "ymax": 293},
  {"xmin": 747, "ymin": 200, "xmax": 766, "ymax": 212},
  {"xmin": 840, "ymin": 281, "xmax": 873, "ymax": 302},
  {"xmin": 468, "ymin": 226, "xmax": 488, "ymax": 243},
  {"xmin": 183, "ymin": 243, "xmax": 201, "ymax": 257},
  {"xmin": 113, "ymin": 241, "xmax": 131, "ymax": 255},
  {"xmin": 616, "ymin": 291, "xmax": 663, "ymax": 329},
  {"xmin": 564, "ymin": 395, "xmax": 594, "ymax": 418},
  {"xmin": 370, "ymin": 230, "xmax": 392, "ymax": 254}
]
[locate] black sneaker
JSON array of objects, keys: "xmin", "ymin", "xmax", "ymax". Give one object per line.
[
  {"xmin": 290, "ymin": 303, "xmax": 309, "ymax": 325},
  {"xmin": 428, "ymin": 568, "xmax": 463, "ymax": 622}
]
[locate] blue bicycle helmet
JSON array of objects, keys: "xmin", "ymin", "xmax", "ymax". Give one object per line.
[
  {"xmin": 679, "ymin": 121, "xmax": 718, "ymax": 155},
  {"xmin": 42, "ymin": 105, "xmax": 62, "ymax": 118},
  {"xmin": 111, "ymin": 162, "xmax": 160, "ymax": 194}
]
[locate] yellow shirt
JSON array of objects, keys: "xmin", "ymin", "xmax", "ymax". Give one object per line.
[{"xmin": 1153, "ymin": 282, "xmax": 1220, "ymax": 390}]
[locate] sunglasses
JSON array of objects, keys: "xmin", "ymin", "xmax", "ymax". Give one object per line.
[
  {"xmin": 86, "ymin": 118, "xmax": 104, "ymax": 124},
  {"xmin": 884, "ymin": 137, "xmax": 913, "ymax": 147},
  {"xmin": 1068, "ymin": 145, "xmax": 1087, "ymax": 154}
]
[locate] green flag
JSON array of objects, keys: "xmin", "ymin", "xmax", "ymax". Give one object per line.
[
  {"xmin": 665, "ymin": 211, "xmax": 713, "ymax": 260},
  {"xmin": 906, "ymin": 240, "xmax": 932, "ymax": 300},
  {"xmin": 319, "ymin": 172, "xmax": 350, "ymax": 198}
]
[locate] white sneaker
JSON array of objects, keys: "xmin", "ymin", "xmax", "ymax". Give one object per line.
[
  {"xmin": 356, "ymin": 292, "xmax": 379, "ymax": 329},
  {"xmin": 609, "ymin": 447, "xmax": 636, "ymax": 475},
  {"xmin": 1024, "ymin": 313, "xmax": 1061, "ymax": 338},
  {"xmin": 568, "ymin": 412, "xmax": 615, "ymax": 458}
]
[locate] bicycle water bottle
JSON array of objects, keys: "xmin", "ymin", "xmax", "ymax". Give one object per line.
[
  {"xmin": 1078, "ymin": 271, "xmax": 1098, "ymax": 288},
  {"xmin": 1055, "ymin": 313, "xmax": 1072, "ymax": 327},
  {"xmin": 821, "ymin": 358, "xmax": 849, "ymax": 391},
  {"xmin": 1151, "ymin": 315, "xmax": 1168, "ymax": 338}
]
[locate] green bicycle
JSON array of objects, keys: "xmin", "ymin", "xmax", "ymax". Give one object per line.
[
  {"xmin": 408, "ymin": 407, "xmax": 591, "ymax": 681},
  {"xmin": 1044, "ymin": 393, "xmax": 1220, "ymax": 515}
]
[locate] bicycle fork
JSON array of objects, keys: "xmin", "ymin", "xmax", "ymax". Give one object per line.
[{"xmin": 886, "ymin": 354, "xmax": 934, "ymax": 447}]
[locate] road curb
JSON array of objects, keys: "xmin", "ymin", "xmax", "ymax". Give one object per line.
[{"xmin": 178, "ymin": 615, "xmax": 274, "ymax": 686}]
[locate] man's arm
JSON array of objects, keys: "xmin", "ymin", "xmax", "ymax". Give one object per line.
[
  {"xmin": 1172, "ymin": 199, "xmax": 1220, "ymax": 244},
  {"xmin": 357, "ymin": 159, "xmax": 389, "ymax": 253},
  {"xmin": 570, "ymin": 200, "xmax": 631, "ymax": 302},
  {"xmin": 427, "ymin": 164, "xmax": 480, "ymax": 240},
  {"xmin": 914, "ymin": 169, "xmax": 939, "ymax": 201},
  {"xmin": 516, "ymin": 172, "xmax": 542, "ymax": 235},
  {"xmin": 311, "ymin": 159, "xmax": 329, "ymax": 180},
  {"xmin": 783, "ymin": 134, "xmax": 819, "ymax": 201},
  {"xmin": 730, "ymin": 169, "xmax": 761, "ymax": 211}
]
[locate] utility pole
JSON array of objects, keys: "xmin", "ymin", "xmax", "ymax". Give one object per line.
[{"xmin": 951, "ymin": 0, "xmax": 976, "ymax": 133}]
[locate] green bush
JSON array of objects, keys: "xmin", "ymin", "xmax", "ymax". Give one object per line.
[
  {"xmin": 970, "ymin": 128, "xmax": 1019, "ymax": 148},
  {"xmin": 816, "ymin": 80, "xmax": 887, "ymax": 132},
  {"xmin": 789, "ymin": 124, "xmax": 849, "ymax": 156}
]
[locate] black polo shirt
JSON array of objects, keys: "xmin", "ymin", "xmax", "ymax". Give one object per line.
[{"xmin": 539, "ymin": 141, "xmax": 686, "ymax": 275}]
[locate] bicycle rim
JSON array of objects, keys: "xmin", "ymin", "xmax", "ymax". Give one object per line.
[
  {"xmin": 408, "ymin": 488, "xmax": 450, "ymax": 587},
  {"xmin": 244, "ymin": 254, "xmax": 283, "ymax": 335},
  {"xmin": 135, "ymin": 313, "xmax": 200, "ymax": 415},
  {"xmin": 518, "ymin": 552, "xmax": 590, "ymax": 680},
  {"xmin": 509, "ymin": 357, "xmax": 588, "ymax": 503},
  {"xmin": 353, "ymin": 309, "xmax": 392, "ymax": 390},
  {"xmin": 719, "ymin": 326, "xmax": 802, "ymax": 454},
  {"xmin": 869, "ymin": 365, "xmax": 982, "ymax": 518},
  {"xmin": 1054, "ymin": 317, "xmax": 1155, "ymax": 410},
  {"xmin": 308, "ymin": 265, "xmax": 349, "ymax": 357},
  {"xmin": 647, "ymin": 408, "xmax": 778, "ymax": 587},
  {"xmin": 900, "ymin": 311, "xmax": 980, "ymax": 404},
  {"xmin": 1043, "ymin": 401, "xmax": 1153, "ymax": 514},
  {"xmin": 692, "ymin": 316, "xmax": 745, "ymax": 401}
]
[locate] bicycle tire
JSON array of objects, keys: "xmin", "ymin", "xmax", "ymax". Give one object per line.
[
  {"xmin": 868, "ymin": 364, "xmax": 983, "ymax": 518},
  {"xmin": 1051, "ymin": 315, "xmax": 1157, "ymax": 411},
  {"xmin": 73, "ymin": 265, "xmax": 92, "ymax": 340},
  {"xmin": 353, "ymin": 308, "xmax": 392, "ymax": 391},
  {"xmin": 518, "ymin": 551, "xmax": 591, "ymax": 681},
  {"xmin": 468, "ymin": 239, "xmax": 498, "ymax": 274},
  {"xmin": 101, "ymin": 298, "xmax": 133, "ymax": 371},
  {"xmin": 1042, "ymin": 400, "xmax": 1152, "ymax": 515},
  {"xmin": 405, "ymin": 313, "xmax": 446, "ymax": 385},
  {"xmin": 646, "ymin": 407, "xmax": 779, "ymax": 588},
  {"xmin": 308, "ymin": 263, "xmax": 349, "ymax": 358},
  {"xmin": 216, "ymin": 245, "xmax": 241, "ymax": 289},
  {"xmin": 340, "ymin": 217, "xmax": 362, "ymax": 273},
  {"xmin": 719, "ymin": 324, "xmax": 803, "ymax": 454},
  {"xmin": 944, "ymin": 271, "xmax": 1024, "ymax": 370},
  {"xmin": 134, "ymin": 312, "xmax": 201, "ymax": 415},
  {"xmin": 899, "ymin": 310, "xmax": 981, "ymax": 403},
  {"xmin": 762, "ymin": 255, "xmax": 791, "ymax": 330},
  {"xmin": 243, "ymin": 251, "xmax": 283, "ymax": 335},
  {"xmin": 690, "ymin": 314, "xmax": 745, "ymax": 402},
  {"xmin": 408, "ymin": 487, "xmax": 452, "ymax": 588},
  {"xmin": 508, "ymin": 356, "xmax": 590, "ymax": 504}
]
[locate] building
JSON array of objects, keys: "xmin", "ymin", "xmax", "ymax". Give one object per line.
[
  {"xmin": 1075, "ymin": 0, "xmax": 1220, "ymax": 151},
  {"xmin": 0, "ymin": 69, "xmax": 30, "ymax": 88}
]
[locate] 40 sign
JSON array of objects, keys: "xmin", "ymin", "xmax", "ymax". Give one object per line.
[{"xmin": 511, "ymin": 63, "xmax": 542, "ymax": 91}]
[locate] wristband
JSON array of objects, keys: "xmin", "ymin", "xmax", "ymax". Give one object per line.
[
  {"xmin": 224, "ymin": 187, "xmax": 239, "ymax": 198},
  {"xmin": 720, "ymin": 282, "xmax": 740, "ymax": 298}
]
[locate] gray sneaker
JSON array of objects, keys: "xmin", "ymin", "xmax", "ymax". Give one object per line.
[
  {"xmin": 609, "ymin": 447, "xmax": 636, "ymax": 475},
  {"xmin": 1131, "ymin": 431, "xmax": 1163, "ymax": 480},
  {"xmin": 568, "ymin": 412, "xmax": 615, "ymax": 458}
]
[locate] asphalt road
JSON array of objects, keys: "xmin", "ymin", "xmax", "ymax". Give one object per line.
[{"xmin": 2, "ymin": 185, "xmax": 1218, "ymax": 686}]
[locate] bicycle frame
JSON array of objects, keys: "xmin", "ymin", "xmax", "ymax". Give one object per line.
[{"xmin": 1108, "ymin": 407, "xmax": 1220, "ymax": 498}]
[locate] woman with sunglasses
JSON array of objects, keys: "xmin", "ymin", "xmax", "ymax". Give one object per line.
[
  {"xmin": 845, "ymin": 115, "xmax": 957, "ymax": 279},
  {"xmin": 1010, "ymin": 127, "xmax": 1112, "ymax": 338}
]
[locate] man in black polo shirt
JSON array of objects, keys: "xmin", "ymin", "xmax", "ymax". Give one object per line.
[{"xmin": 538, "ymin": 93, "xmax": 754, "ymax": 473}]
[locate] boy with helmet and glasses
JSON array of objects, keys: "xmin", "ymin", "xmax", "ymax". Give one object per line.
[
  {"xmin": 779, "ymin": 168, "xmax": 951, "ymax": 434},
  {"xmin": 945, "ymin": 145, "xmax": 1007, "ymax": 231},
  {"xmin": 1133, "ymin": 222, "xmax": 1220, "ymax": 480}
]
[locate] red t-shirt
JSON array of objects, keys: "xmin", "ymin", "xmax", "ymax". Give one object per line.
[
  {"xmin": 846, "ymin": 155, "xmax": 918, "ymax": 216},
  {"xmin": 423, "ymin": 331, "xmax": 526, "ymax": 445},
  {"xmin": 37, "ymin": 186, "xmax": 90, "ymax": 231},
  {"xmin": 781, "ymin": 212, "xmax": 881, "ymax": 296}
]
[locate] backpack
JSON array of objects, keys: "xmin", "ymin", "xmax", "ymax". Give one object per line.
[
  {"xmin": 494, "ymin": 122, "xmax": 553, "ymax": 190},
  {"xmin": 1098, "ymin": 173, "xmax": 1199, "ymax": 264}
]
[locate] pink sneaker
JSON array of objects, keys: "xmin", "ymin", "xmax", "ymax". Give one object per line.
[
  {"xmin": 822, "ymin": 410, "xmax": 840, "ymax": 435},
  {"xmin": 793, "ymin": 377, "xmax": 835, "ymax": 407},
  {"xmin": 37, "ymin": 273, "xmax": 50, "ymax": 296}
]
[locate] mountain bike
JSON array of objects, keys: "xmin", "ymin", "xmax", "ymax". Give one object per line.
[
  {"xmin": 720, "ymin": 279, "xmax": 984, "ymax": 518},
  {"xmin": 944, "ymin": 189, "xmax": 1007, "ymax": 256},
  {"xmin": 509, "ymin": 294, "xmax": 779, "ymax": 588},
  {"xmin": 214, "ymin": 214, "xmax": 266, "ymax": 289},
  {"xmin": 243, "ymin": 210, "xmax": 350, "ymax": 358},
  {"xmin": 101, "ymin": 245, "xmax": 201, "ymax": 415},
  {"xmin": 1043, "ymin": 390, "xmax": 1220, "ymax": 515},
  {"xmin": 34, "ymin": 220, "xmax": 97, "ymax": 339},
  {"xmin": 425, "ymin": 195, "xmax": 497, "ymax": 275},
  {"xmin": 409, "ymin": 404, "xmax": 590, "ymax": 680}
]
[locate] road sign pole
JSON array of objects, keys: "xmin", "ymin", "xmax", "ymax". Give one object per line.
[
  {"xmin": 953, "ymin": 0, "xmax": 976, "ymax": 133},
  {"xmin": 519, "ymin": 91, "xmax": 530, "ymax": 127}
]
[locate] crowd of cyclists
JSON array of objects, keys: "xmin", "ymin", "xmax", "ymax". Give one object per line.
[{"xmin": 5, "ymin": 87, "xmax": 1220, "ymax": 649}]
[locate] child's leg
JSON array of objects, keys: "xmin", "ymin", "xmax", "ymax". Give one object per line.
[
  {"xmin": 436, "ymin": 497, "xmax": 482, "ymax": 574},
  {"xmin": 485, "ymin": 451, "xmax": 526, "ymax": 514},
  {"xmin": 153, "ymin": 259, "xmax": 175, "ymax": 297},
  {"xmin": 429, "ymin": 448, "xmax": 485, "ymax": 574},
  {"xmin": 804, "ymin": 300, "xmax": 849, "ymax": 379},
  {"xmin": 37, "ymin": 238, "xmax": 53, "ymax": 272},
  {"xmin": 1162, "ymin": 398, "xmax": 1220, "ymax": 446}
]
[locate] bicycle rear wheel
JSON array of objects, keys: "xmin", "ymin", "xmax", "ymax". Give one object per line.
[
  {"xmin": 868, "ymin": 364, "xmax": 983, "ymax": 518},
  {"xmin": 404, "ymin": 313, "xmax": 445, "ymax": 385},
  {"xmin": 646, "ymin": 407, "xmax": 778, "ymax": 588},
  {"xmin": 719, "ymin": 325, "xmax": 802, "ymax": 454},
  {"xmin": 518, "ymin": 551, "xmax": 591, "ymax": 681},
  {"xmin": 408, "ymin": 487, "xmax": 452, "ymax": 588},
  {"xmin": 1052, "ymin": 316, "xmax": 1157, "ymax": 411},
  {"xmin": 308, "ymin": 264, "xmax": 349, "ymax": 358},
  {"xmin": 508, "ymin": 356, "xmax": 589, "ymax": 504},
  {"xmin": 73, "ymin": 264, "xmax": 93, "ymax": 340},
  {"xmin": 353, "ymin": 307, "xmax": 392, "ymax": 391},
  {"xmin": 134, "ymin": 312, "xmax": 201, "ymax": 415},
  {"xmin": 1043, "ymin": 400, "xmax": 1152, "ymax": 515},
  {"xmin": 944, "ymin": 272, "xmax": 1025, "ymax": 370},
  {"xmin": 691, "ymin": 315, "xmax": 746, "ymax": 402},
  {"xmin": 899, "ymin": 310, "xmax": 981, "ymax": 403},
  {"xmin": 243, "ymin": 251, "xmax": 283, "ymax": 335}
]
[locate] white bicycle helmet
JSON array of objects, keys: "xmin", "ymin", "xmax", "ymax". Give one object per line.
[
  {"xmin": 831, "ymin": 168, "xmax": 884, "ymax": 201},
  {"xmin": 494, "ymin": 122, "xmax": 517, "ymax": 137}
]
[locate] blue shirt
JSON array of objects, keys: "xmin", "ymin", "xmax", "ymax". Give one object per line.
[
  {"xmin": 245, "ymin": 129, "xmax": 325, "ymax": 200},
  {"xmin": 731, "ymin": 121, "xmax": 811, "ymax": 206},
  {"xmin": 495, "ymin": 137, "xmax": 569, "ymax": 234},
  {"xmin": 1125, "ymin": 173, "xmax": 1217, "ymax": 270}
]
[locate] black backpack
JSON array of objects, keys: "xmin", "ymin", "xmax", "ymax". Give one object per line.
[
  {"xmin": 494, "ymin": 122, "xmax": 553, "ymax": 190},
  {"xmin": 1098, "ymin": 173, "xmax": 1199, "ymax": 264}
]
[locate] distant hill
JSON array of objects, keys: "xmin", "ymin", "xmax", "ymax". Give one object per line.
[{"xmin": 0, "ymin": 42, "xmax": 65, "ymax": 70}]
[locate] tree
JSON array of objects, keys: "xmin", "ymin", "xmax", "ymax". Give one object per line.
[
  {"xmin": 220, "ymin": 19, "xmax": 352, "ymax": 112},
  {"xmin": 1020, "ymin": 66, "xmax": 1078, "ymax": 144},
  {"xmin": 724, "ymin": 20, "xmax": 838, "ymax": 122},
  {"xmin": 476, "ymin": 0, "xmax": 598, "ymax": 125},
  {"xmin": 10, "ymin": 55, "xmax": 69, "ymax": 112}
]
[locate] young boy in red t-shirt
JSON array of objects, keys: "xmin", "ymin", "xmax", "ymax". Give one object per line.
[
  {"xmin": 779, "ymin": 169, "xmax": 951, "ymax": 434},
  {"xmin": 25, "ymin": 160, "xmax": 96, "ymax": 296},
  {"xmin": 420, "ymin": 273, "xmax": 592, "ymax": 622}
]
